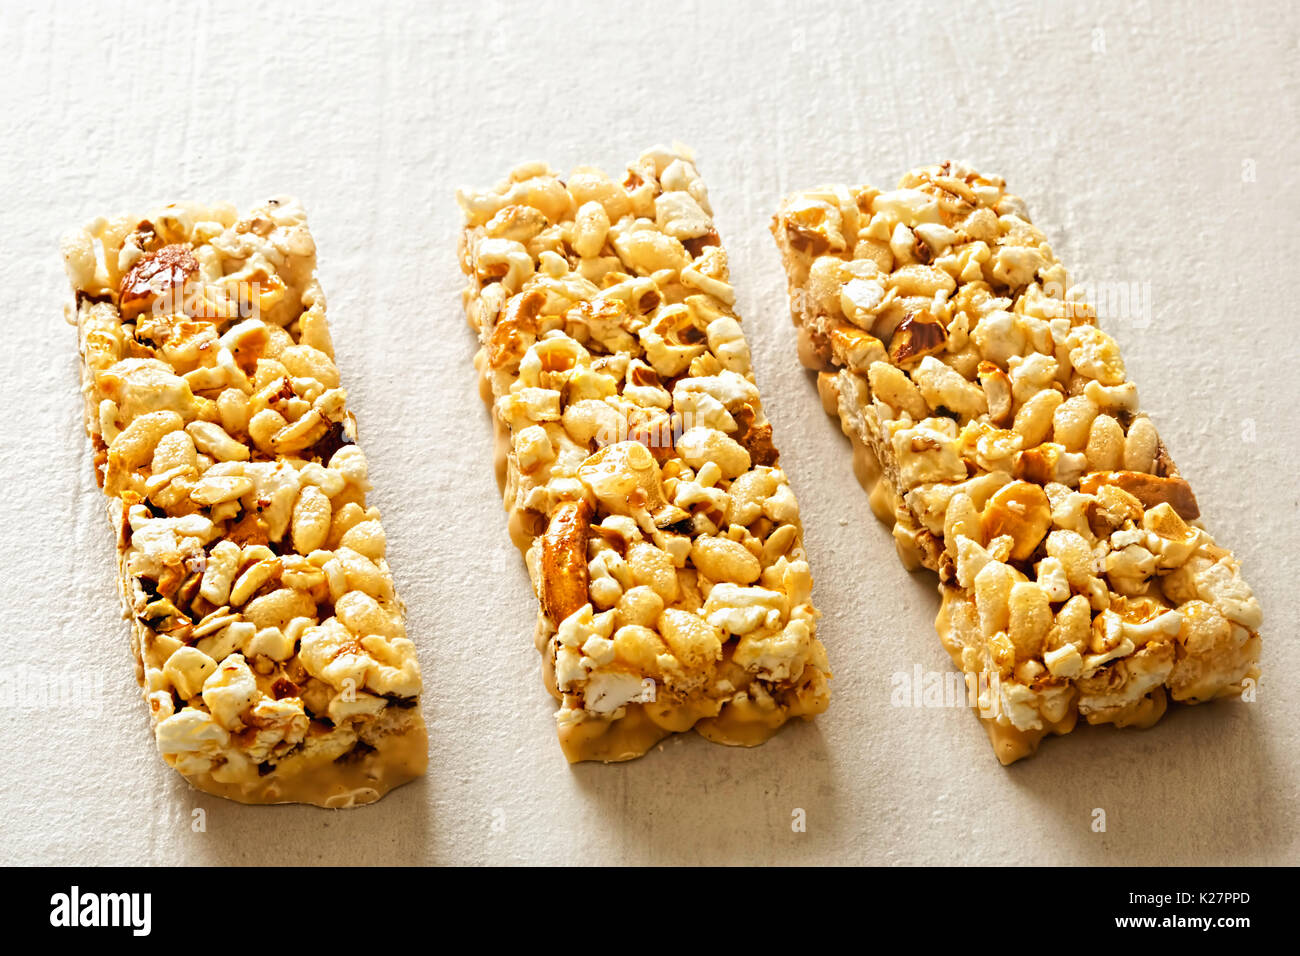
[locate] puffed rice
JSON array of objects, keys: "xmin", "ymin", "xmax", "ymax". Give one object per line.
[
  {"xmin": 65, "ymin": 197, "xmax": 426, "ymax": 806},
  {"xmin": 460, "ymin": 145, "xmax": 831, "ymax": 762},
  {"xmin": 773, "ymin": 162, "xmax": 1260, "ymax": 764}
]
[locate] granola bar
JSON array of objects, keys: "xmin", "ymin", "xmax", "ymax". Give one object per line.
[
  {"xmin": 458, "ymin": 145, "xmax": 831, "ymax": 762},
  {"xmin": 63, "ymin": 198, "xmax": 426, "ymax": 806},
  {"xmin": 772, "ymin": 164, "xmax": 1261, "ymax": 763}
]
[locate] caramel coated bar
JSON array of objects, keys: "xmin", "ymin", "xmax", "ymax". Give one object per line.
[
  {"xmin": 64, "ymin": 198, "xmax": 426, "ymax": 805},
  {"xmin": 459, "ymin": 145, "xmax": 830, "ymax": 762},
  {"xmin": 772, "ymin": 164, "xmax": 1260, "ymax": 763}
]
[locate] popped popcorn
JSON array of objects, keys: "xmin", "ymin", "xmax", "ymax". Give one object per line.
[
  {"xmin": 773, "ymin": 162, "xmax": 1260, "ymax": 763},
  {"xmin": 65, "ymin": 197, "xmax": 427, "ymax": 806},
  {"xmin": 460, "ymin": 145, "xmax": 830, "ymax": 763}
]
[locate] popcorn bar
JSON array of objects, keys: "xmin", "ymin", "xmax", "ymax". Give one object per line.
[
  {"xmin": 772, "ymin": 164, "xmax": 1261, "ymax": 763},
  {"xmin": 64, "ymin": 198, "xmax": 427, "ymax": 805},
  {"xmin": 459, "ymin": 145, "xmax": 831, "ymax": 762}
]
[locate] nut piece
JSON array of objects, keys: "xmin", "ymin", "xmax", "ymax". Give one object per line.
[
  {"xmin": 1079, "ymin": 471, "xmax": 1199, "ymax": 520},
  {"xmin": 887, "ymin": 311, "xmax": 948, "ymax": 369},
  {"xmin": 830, "ymin": 324, "xmax": 887, "ymax": 373},
  {"xmin": 978, "ymin": 361, "xmax": 1014, "ymax": 426},
  {"xmin": 733, "ymin": 404, "xmax": 779, "ymax": 468},
  {"xmin": 118, "ymin": 243, "xmax": 199, "ymax": 321},
  {"xmin": 674, "ymin": 426, "xmax": 751, "ymax": 480},
  {"xmin": 576, "ymin": 441, "xmax": 685, "ymax": 526},
  {"xmin": 488, "ymin": 289, "xmax": 543, "ymax": 371},
  {"xmin": 980, "ymin": 480, "xmax": 1051, "ymax": 562},
  {"xmin": 540, "ymin": 499, "xmax": 593, "ymax": 623}
]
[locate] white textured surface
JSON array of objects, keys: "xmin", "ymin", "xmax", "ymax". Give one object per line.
[{"xmin": 1, "ymin": 0, "xmax": 1296, "ymax": 865}]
